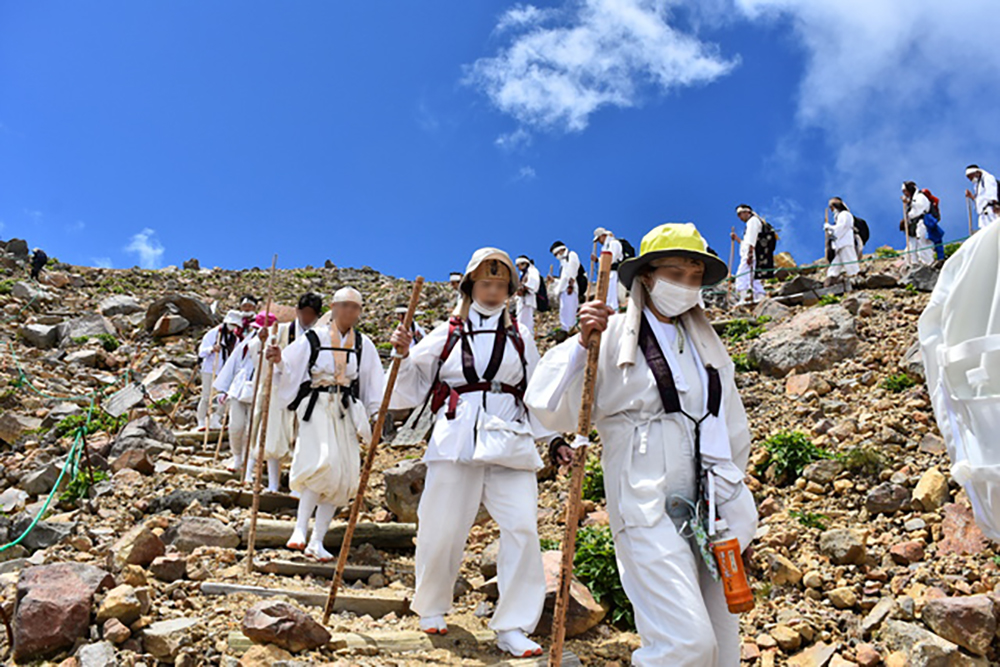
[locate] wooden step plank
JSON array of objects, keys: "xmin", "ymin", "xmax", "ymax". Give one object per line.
[
  {"xmin": 200, "ymin": 581, "xmax": 409, "ymax": 618},
  {"xmin": 254, "ymin": 559, "xmax": 381, "ymax": 582},
  {"xmin": 240, "ymin": 518, "xmax": 416, "ymax": 550},
  {"xmin": 155, "ymin": 460, "xmax": 235, "ymax": 483},
  {"xmin": 173, "ymin": 430, "xmax": 228, "ymax": 446}
]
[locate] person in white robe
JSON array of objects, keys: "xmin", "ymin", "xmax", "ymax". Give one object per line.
[
  {"xmin": 395, "ymin": 304, "xmax": 427, "ymax": 347},
  {"xmin": 266, "ymin": 287, "xmax": 385, "ymax": 562},
  {"xmin": 513, "ymin": 255, "xmax": 542, "ymax": 336},
  {"xmin": 449, "ymin": 272, "xmax": 464, "ymax": 309},
  {"xmin": 214, "ymin": 313, "xmax": 269, "ymax": 478},
  {"xmin": 527, "ymin": 223, "xmax": 758, "ymax": 667},
  {"xmin": 388, "ymin": 248, "xmax": 559, "ymax": 659},
  {"xmin": 731, "ymin": 205, "xmax": 766, "ymax": 305},
  {"xmin": 901, "ymin": 182, "xmax": 936, "ymax": 266},
  {"xmin": 965, "ymin": 164, "xmax": 999, "ymax": 229},
  {"xmin": 197, "ymin": 310, "xmax": 244, "ymax": 430},
  {"xmin": 825, "ymin": 197, "xmax": 860, "ymax": 286},
  {"xmin": 592, "ymin": 227, "xmax": 624, "ymax": 310},
  {"xmin": 249, "ymin": 293, "xmax": 324, "ymax": 493},
  {"xmin": 550, "ymin": 241, "xmax": 581, "ymax": 333}
]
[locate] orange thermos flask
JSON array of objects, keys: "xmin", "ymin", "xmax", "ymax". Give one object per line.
[{"xmin": 712, "ymin": 537, "xmax": 754, "ymax": 613}]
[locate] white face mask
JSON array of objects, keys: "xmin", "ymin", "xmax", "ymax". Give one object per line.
[
  {"xmin": 472, "ymin": 300, "xmax": 506, "ymax": 318},
  {"xmin": 647, "ymin": 278, "xmax": 704, "ymax": 317}
]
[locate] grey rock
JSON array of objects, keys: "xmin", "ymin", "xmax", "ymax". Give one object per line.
[
  {"xmin": 76, "ymin": 640, "xmax": 117, "ymax": 667},
  {"xmin": 881, "ymin": 620, "xmax": 988, "ymax": 667},
  {"xmin": 18, "ymin": 323, "xmax": 58, "ymax": 349},
  {"xmin": 241, "ymin": 600, "xmax": 331, "ymax": 653},
  {"xmin": 164, "ymin": 517, "xmax": 239, "ymax": 552},
  {"xmin": 748, "ymin": 305, "xmax": 858, "ymax": 378},
  {"xmin": 144, "ymin": 293, "xmax": 216, "ymax": 331},
  {"xmin": 183, "ymin": 258, "xmax": 200, "ymax": 271},
  {"xmin": 383, "ymin": 458, "xmax": 426, "ymax": 524},
  {"xmin": 19, "ymin": 461, "xmax": 61, "ymax": 496},
  {"xmin": 903, "ymin": 341, "xmax": 926, "ymax": 381},
  {"xmin": 153, "ymin": 313, "xmax": 190, "ymax": 337},
  {"xmin": 142, "ymin": 617, "xmax": 199, "ymax": 661},
  {"xmin": 110, "ymin": 415, "xmax": 177, "ymax": 458},
  {"xmin": 98, "ymin": 294, "xmax": 143, "ymax": 317},
  {"xmin": 147, "ymin": 488, "xmax": 236, "ymax": 514},
  {"xmin": 802, "ymin": 459, "xmax": 844, "ymax": 485},
  {"xmin": 5, "ymin": 238, "xmax": 29, "ymax": 258},
  {"xmin": 56, "ymin": 312, "xmax": 116, "ymax": 345},
  {"xmin": 12, "ymin": 281, "xmax": 55, "ymax": 304},
  {"xmin": 480, "ymin": 539, "xmax": 500, "ymax": 580},
  {"xmin": 865, "ymin": 273, "xmax": 899, "ymax": 289},
  {"xmin": 11, "ymin": 515, "xmax": 75, "ymax": 552},
  {"xmin": 818, "ymin": 528, "xmax": 866, "ymax": 565},
  {"xmin": 904, "ymin": 264, "xmax": 940, "ymax": 293},
  {"xmin": 865, "ymin": 482, "xmax": 909, "ymax": 515},
  {"xmin": 921, "ymin": 595, "xmax": 996, "ymax": 656}
]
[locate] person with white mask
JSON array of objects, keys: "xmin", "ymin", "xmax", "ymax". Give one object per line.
[
  {"xmin": 550, "ymin": 241, "xmax": 582, "ymax": 333},
  {"xmin": 592, "ymin": 227, "xmax": 624, "ymax": 310},
  {"xmin": 197, "ymin": 310, "xmax": 246, "ymax": 431},
  {"xmin": 901, "ymin": 182, "xmax": 936, "ymax": 266},
  {"xmin": 824, "ymin": 197, "xmax": 860, "ymax": 289},
  {"xmin": 388, "ymin": 248, "xmax": 561, "ymax": 659},
  {"xmin": 527, "ymin": 223, "xmax": 758, "ymax": 667},
  {"xmin": 513, "ymin": 255, "xmax": 542, "ymax": 336},
  {"xmin": 265, "ymin": 287, "xmax": 385, "ymax": 562},
  {"xmin": 730, "ymin": 205, "xmax": 766, "ymax": 306},
  {"xmin": 250, "ymin": 292, "xmax": 324, "ymax": 493},
  {"xmin": 965, "ymin": 164, "xmax": 999, "ymax": 229}
]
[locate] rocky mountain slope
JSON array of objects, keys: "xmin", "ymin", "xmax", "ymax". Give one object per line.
[{"xmin": 0, "ymin": 237, "xmax": 992, "ymax": 667}]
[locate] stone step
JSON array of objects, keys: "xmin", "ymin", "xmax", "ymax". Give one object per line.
[
  {"xmin": 200, "ymin": 581, "xmax": 410, "ymax": 618},
  {"xmin": 240, "ymin": 519, "xmax": 417, "ymax": 551}
]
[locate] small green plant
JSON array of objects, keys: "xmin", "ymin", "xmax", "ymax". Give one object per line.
[
  {"xmin": 51, "ymin": 412, "xmax": 127, "ymax": 440},
  {"xmin": 0, "ymin": 279, "xmax": 15, "ymax": 295},
  {"xmin": 870, "ymin": 294, "xmax": 885, "ymax": 302},
  {"xmin": 944, "ymin": 242, "xmax": 962, "ymax": 259},
  {"xmin": 789, "ymin": 509, "xmax": 829, "ymax": 530},
  {"xmin": 875, "ymin": 246, "xmax": 900, "ymax": 259},
  {"xmin": 754, "ymin": 580, "xmax": 773, "ymax": 602},
  {"xmin": 294, "ymin": 270, "xmax": 320, "ymax": 280},
  {"xmin": 732, "ymin": 353, "xmax": 758, "ymax": 373},
  {"xmin": 905, "ymin": 283, "xmax": 918, "ymax": 294},
  {"xmin": 756, "ymin": 431, "xmax": 829, "ymax": 482},
  {"xmin": 817, "ymin": 294, "xmax": 842, "ymax": 306},
  {"xmin": 723, "ymin": 318, "xmax": 766, "ymax": 342},
  {"xmin": 60, "ymin": 468, "xmax": 109, "ymax": 503},
  {"xmin": 376, "ymin": 341, "xmax": 393, "ymax": 351},
  {"xmin": 838, "ymin": 445, "xmax": 884, "ymax": 477},
  {"xmin": 574, "ymin": 525, "xmax": 634, "ymax": 629},
  {"xmin": 95, "ymin": 333, "xmax": 120, "ymax": 352},
  {"xmin": 582, "ymin": 455, "xmax": 605, "ymax": 502},
  {"xmin": 150, "ymin": 391, "xmax": 181, "ymax": 410},
  {"xmin": 881, "ymin": 373, "xmax": 917, "ymax": 393},
  {"xmin": 539, "ymin": 537, "xmax": 560, "ymax": 552}
]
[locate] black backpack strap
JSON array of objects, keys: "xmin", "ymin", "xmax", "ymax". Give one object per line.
[
  {"xmin": 507, "ymin": 322, "xmax": 528, "ymax": 393},
  {"xmin": 706, "ymin": 367, "xmax": 722, "ymax": 418},
  {"xmin": 481, "ymin": 317, "xmax": 507, "ymax": 383},
  {"xmin": 288, "ymin": 322, "xmax": 297, "ymax": 344},
  {"xmin": 347, "ymin": 330, "xmax": 363, "ymax": 406},
  {"xmin": 305, "ymin": 329, "xmax": 322, "ymax": 370},
  {"xmin": 638, "ymin": 314, "xmax": 683, "ymax": 413}
]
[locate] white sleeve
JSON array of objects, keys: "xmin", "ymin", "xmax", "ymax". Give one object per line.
[
  {"xmin": 724, "ymin": 372, "xmax": 752, "ymax": 472},
  {"xmin": 524, "ymin": 337, "xmax": 587, "ymax": 434},
  {"xmin": 274, "ymin": 335, "xmax": 312, "ymax": 408},
  {"xmin": 744, "ymin": 217, "xmax": 761, "ymax": 249},
  {"xmin": 388, "ymin": 323, "xmax": 450, "ymax": 410},
  {"xmin": 909, "ymin": 193, "xmax": 930, "ymax": 219},
  {"xmin": 980, "ymin": 172, "xmax": 998, "ymax": 213},
  {"xmin": 525, "ymin": 267, "xmax": 541, "ymax": 294},
  {"xmin": 213, "ymin": 342, "xmax": 242, "ymax": 395},
  {"xmin": 567, "ymin": 251, "xmax": 581, "ymax": 276},
  {"xmin": 360, "ymin": 336, "xmax": 386, "ymax": 418},
  {"xmin": 199, "ymin": 329, "xmax": 217, "ymax": 359}
]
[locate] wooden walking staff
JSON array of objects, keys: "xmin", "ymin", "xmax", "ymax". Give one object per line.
[
  {"xmin": 549, "ymin": 251, "xmax": 613, "ymax": 667},
  {"xmin": 170, "ymin": 366, "xmax": 199, "ymax": 423},
  {"xmin": 212, "ymin": 406, "xmax": 229, "ymax": 464},
  {"xmin": 967, "ymin": 196, "xmax": 976, "ymax": 236},
  {"xmin": 202, "ymin": 356, "xmax": 219, "ymax": 452},
  {"xmin": 726, "ymin": 226, "xmax": 736, "ymax": 307},
  {"xmin": 245, "ymin": 314, "xmax": 279, "ymax": 575},
  {"xmin": 238, "ymin": 254, "xmax": 278, "ymax": 485},
  {"xmin": 322, "ymin": 276, "xmax": 425, "ymax": 624},
  {"xmin": 902, "ymin": 199, "xmax": 912, "ymax": 266}
]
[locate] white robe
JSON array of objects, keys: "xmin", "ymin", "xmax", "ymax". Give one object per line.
[
  {"xmin": 390, "ymin": 309, "xmax": 551, "ymax": 633},
  {"xmin": 601, "ymin": 236, "xmax": 624, "ymax": 310},
  {"xmin": 555, "ymin": 251, "xmax": 581, "ymax": 331},
  {"xmin": 525, "ymin": 312, "xmax": 753, "ymax": 666},
  {"xmin": 826, "ymin": 210, "xmax": 860, "ymax": 278},
  {"xmin": 274, "ymin": 326, "xmax": 384, "ymax": 504},
  {"xmin": 214, "ymin": 334, "xmax": 260, "ymax": 469},
  {"xmin": 736, "ymin": 216, "xmax": 765, "ymax": 298},
  {"xmin": 261, "ymin": 320, "xmax": 310, "ymax": 460},
  {"xmin": 974, "ymin": 170, "xmax": 999, "ymax": 229},
  {"xmin": 197, "ymin": 326, "xmax": 233, "ymax": 427},
  {"xmin": 515, "ymin": 264, "xmax": 542, "ymax": 336},
  {"xmin": 906, "ymin": 192, "xmax": 936, "ymax": 266}
]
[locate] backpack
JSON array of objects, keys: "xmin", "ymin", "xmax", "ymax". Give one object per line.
[
  {"xmin": 535, "ymin": 276, "xmax": 551, "ymax": 313},
  {"xmin": 853, "ymin": 216, "xmax": 870, "ymax": 246},
  {"xmin": 924, "ymin": 212, "xmax": 945, "ymax": 245},
  {"xmin": 754, "ymin": 218, "xmax": 778, "ymax": 275},
  {"xmin": 921, "ymin": 189, "xmax": 942, "ymax": 221},
  {"xmin": 576, "ymin": 265, "xmax": 588, "ymax": 296},
  {"xmin": 619, "ymin": 239, "xmax": 636, "ymax": 261}
]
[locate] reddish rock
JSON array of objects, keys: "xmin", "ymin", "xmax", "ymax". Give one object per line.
[
  {"xmin": 855, "ymin": 642, "xmax": 880, "ymax": 667},
  {"xmin": 937, "ymin": 503, "xmax": 987, "ymax": 556},
  {"xmin": 921, "ymin": 595, "xmax": 995, "ymax": 656},
  {"xmin": 103, "ymin": 617, "xmax": 131, "ymax": 644},
  {"xmin": 111, "ymin": 449, "xmax": 154, "ymax": 476},
  {"xmin": 758, "ymin": 496, "xmax": 784, "ymax": 518},
  {"xmin": 13, "ymin": 563, "xmax": 115, "ymax": 662},
  {"xmin": 241, "ymin": 600, "xmax": 331, "ymax": 653},
  {"xmin": 110, "ymin": 524, "xmax": 165, "ymax": 570},
  {"xmin": 149, "ymin": 554, "xmax": 187, "ymax": 582},
  {"xmin": 888, "ymin": 540, "xmax": 925, "ymax": 565},
  {"xmin": 535, "ymin": 551, "xmax": 608, "ymax": 638}
]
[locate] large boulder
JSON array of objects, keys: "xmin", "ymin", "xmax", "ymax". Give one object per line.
[
  {"xmin": 383, "ymin": 458, "xmax": 426, "ymax": 524},
  {"xmin": 13, "ymin": 563, "xmax": 115, "ymax": 662},
  {"xmin": 109, "ymin": 415, "xmax": 177, "ymax": 458},
  {"xmin": 241, "ymin": 600, "xmax": 331, "ymax": 653},
  {"xmin": 534, "ymin": 550, "xmax": 607, "ymax": 638},
  {"xmin": 819, "ymin": 528, "xmax": 867, "ymax": 565},
  {"xmin": 904, "ymin": 264, "xmax": 940, "ymax": 293},
  {"xmin": 921, "ymin": 596, "xmax": 996, "ymax": 656},
  {"xmin": 163, "ymin": 517, "xmax": 239, "ymax": 552},
  {"xmin": 12, "ymin": 281, "xmax": 55, "ymax": 304},
  {"xmin": 57, "ymin": 313, "xmax": 116, "ymax": 346},
  {"xmin": 747, "ymin": 305, "xmax": 858, "ymax": 378},
  {"xmin": 144, "ymin": 293, "xmax": 216, "ymax": 331},
  {"xmin": 18, "ymin": 323, "xmax": 58, "ymax": 349},
  {"xmin": 881, "ymin": 620, "xmax": 988, "ymax": 667},
  {"xmin": 182, "ymin": 258, "xmax": 200, "ymax": 271},
  {"xmin": 98, "ymin": 294, "xmax": 143, "ymax": 317},
  {"xmin": 5, "ymin": 238, "xmax": 29, "ymax": 258}
]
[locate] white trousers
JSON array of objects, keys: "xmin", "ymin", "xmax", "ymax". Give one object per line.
[
  {"xmin": 827, "ymin": 243, "xmax": 860, "ymax": 278},
  {"xmin": 290, "ymin": 393, "xmax": 360, "ymax": 506},
  {"xmin": 979, "ymin": 209, "xmax": 999, "ymax": 230},
  {"xmin": 412, "ymin": 461, "xmax": 545, "ymax": 634},
  {"xmin": 558, "ymin": 291, "xmax": 579, "ymax": 332},
  {"xmin": 615, "ymin": 517, "xmax": 740, "ymax": 666},
  {"xmin": 734, "ymin": 256, "xmax": 764, "ymax": 301},
  {"xmin": 607, "ymin": 271, "xmax": 620, "ymax": 310},
  {"xmin": 228, "ymin": 400, "xmax": 251, "ymax": 473},
  {"xmin": 516, "ymin": 303, "xmax": 535, "ymax": 337},
  {"xmin": 197, "ymin": 372, "xmax": 223, "ymax": 428}
]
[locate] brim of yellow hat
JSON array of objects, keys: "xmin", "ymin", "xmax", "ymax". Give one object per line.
[{"xmin": 618, "ymin": 248, "xmax": 729, "ymax": 289}]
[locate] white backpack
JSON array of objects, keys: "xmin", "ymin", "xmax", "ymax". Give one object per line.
[{"xmin": 919, "ymin": 220, "xmax": 1000, "ymax": 540}]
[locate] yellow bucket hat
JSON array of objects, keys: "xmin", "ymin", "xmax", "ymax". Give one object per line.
[{"xmin": 618, "ymin": 223, "xmax": 728, "ymax": 288}]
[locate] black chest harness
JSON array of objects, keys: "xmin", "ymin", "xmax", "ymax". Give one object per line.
[
  {"xmin": 637, "ymin": 313, "xmax": 722, "ymax": 508},
  {"xmin": 287, "ymin": 328, "xmax": 363, "ymax": 422},
  {"xmin": 427, "ymin": 316, "xmax": 528, "ymax": 420}
]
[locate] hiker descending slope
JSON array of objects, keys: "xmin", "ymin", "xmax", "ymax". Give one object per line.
[
  {"xmin": 592, "ymin": 227, "xmax": 625, "ymax": 310},
  {"xmin": 965, "ymin": 164, "xmax": 999, "ymax": 229},
  {"xmin": 731, "ymin": 205, "xmax": 767, "ymax": 305},
  {"xmin": 550, "ymin": 241, "xmax": 584, "ymax": 333},
  {"xmin": 528, "ymin": 223, "xmax": 758, "ymax": 666},
  {"xmin": 901, "ymin": 182, "xmax": 936, "ymax": 266},
  {"xmin": 197, "ymin": 310, "xmax": 246, "ymax": 430},
  {"xmin": 825, "ymin": 198, "xmax": 860, "ymax": 289},
  {"xmin": 514, "ymin": 255, "xmax": 544, "ymax": 337},
  {"xmin": 388, "ymin": 248, "xmax": 560, "ymax": 659},
  {"xmin": 266, "ymin": 287, "xmax": 385, "ymax": 562}
]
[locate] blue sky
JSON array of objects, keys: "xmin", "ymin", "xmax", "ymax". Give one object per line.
[{"xmin": 2, "ymin": 1, "xmax": 998, "ymax": 280}]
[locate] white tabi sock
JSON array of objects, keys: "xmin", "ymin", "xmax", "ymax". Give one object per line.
[
  {"xmin": 266, "ymin": 458, "xmax": 281, "ymax": 493},
  {"xmin": 306, "ymin": 502, "xmax": 337, "ymax": 561},
  {"xmin": 289, "ymin": 489, "xmax": 319, "ymax": 549},
  {"xmin": 496, "ymin": 629, "xmax": 542, "ymax": 658}
]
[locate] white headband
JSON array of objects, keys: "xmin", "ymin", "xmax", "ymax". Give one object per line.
[
  {"xmin": 967, "ymin": 167, "xmax": 981, "ymax": 177},
  {"xmin": 552, "ymin": 244, "xmax": 567, "ymax": 254},
  {"xmin": 735, "ymin": 206, "xmax": 752, "ymax": 215}
]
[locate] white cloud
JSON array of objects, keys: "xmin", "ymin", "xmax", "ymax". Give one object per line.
[
  {"xmin": 755, "ymin": 196, "xmax": 812, "ymax": 262},
  {"xmin": 415, "ymin": 99, "xmax": 440, "ymax": 133},
  {"xmin": 495, "ymin": 127, "xmax": 533, "ymax": 152},
  {"xmin": 23, "ymin": 208, "xmax": 42, "ymax": 221},
  {"xmin": 124, "ymin": 228, "xmax": 165, "ymax": 269},
  {"xmin": 514, "ymin": 165, "xmax": 538, "ymax": 182},
  {"xmin": 66, "ymin": 220, "xmax": 85, "ymax": 233},
  {"xmin": 92, "ymin": 257, "xmax": 113, "ymax": 269},
  {"xmin": 731, "ymin": 0, "xmax": 1000, "ymax": 234},
  {"xmin": 466, "ymin": 0, "xmax": 738, "ymax": 134}
]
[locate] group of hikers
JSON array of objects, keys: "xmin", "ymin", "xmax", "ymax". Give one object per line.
[{"xmin": 184, "ymin": 163, "xmax": 998, "ymax": 665}]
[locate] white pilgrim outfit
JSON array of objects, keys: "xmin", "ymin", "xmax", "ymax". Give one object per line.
[
  {"xmin": 514, "ymin": 260, "xmax": 542, "ymax": 336},
  {"xmin": 553, "ymin": 246, "xmax": 581, "ymax": 332},
  {"xmin": 197, "ymin": 318, "xmax": 242, "ymax": 429},
  {"xmin": 389, "ymin": 248, "xmax": 552, "ymax": 657},
  {"xmin": 906, "ymin": 191, "xmax": 936, "ymax": 266},
  {"xmin": 972, "ymin": 169, "xmax": 999, "ymax": 229},
  {"xmin": 825, "ymin": 209, "xmax": 860, "ymax": 279},
  {"xmin": 526, "ymin": 272, "xmax": 757, "ymax": 667},
  {"xmin": 735, "ymin": 215, "xmax": 765, "ymax": 302},
  {"xmin": 214, "ymin": 329, "xmax": 261, "ymax": 478},
  {"xmin": 272, "ymin": 290, "xmax": 385, "ymax": 560},
  {"xmin": 597, "ymin": 230, "xmax": 625, "ymax": 310}
]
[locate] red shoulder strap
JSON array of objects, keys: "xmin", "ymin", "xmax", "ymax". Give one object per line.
[{"xmin": 440, "ymin": 316, "xmax": 464, "ymax": 364}]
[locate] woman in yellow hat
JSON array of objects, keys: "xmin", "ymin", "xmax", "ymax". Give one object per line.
[{"xmin": 527, "ymin": 223, "xmax": 758, "ymax": 666}]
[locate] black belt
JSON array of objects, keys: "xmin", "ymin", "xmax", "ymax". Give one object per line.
[{"xmin": 288, "ymin": 383, "xmax": 356, "ymax": 422}]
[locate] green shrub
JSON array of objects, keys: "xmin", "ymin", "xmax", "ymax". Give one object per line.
[
  {"xmin": 95, "ymin": 333, "xmax": 120, "ymax": 352},
  {"xmin": 582, "ymin": 455, "xmax": 605, "ymax": 503},
  {"xmin": 574, "ymin": 525, "xmax": 634, "ymax": 629},
  {"xmin": 875, "ymin": 247, "xmax": 900, "ymax": 259},
  {"xmin": 817, "ymin": 294, "xmax": 842, "ymax": 306},
  {"xmin": 0, "ymin": 279, "xmax": 15, "ymax": 295},
  {"xmin": 732, "ymin": 353, "xmax": 758, "ymax": 373},
  {"xmin": 51, "ymin": 412, "xmax": 127, "ymax": 440},
  {"xmin": 881, "ymin": 373, "xmax": 917, "ymax": 393},
  {"xmin": 60, "ymin": 468, "xmax": 109, "ymax": 503},
  {"xmin": 723, "ymin": 318, "xmax": 766, "ymax": 342},
  {"xmin": 944, "ymin": 242, "xmax": 962, "ymax": 259},
  {"xmin": 789, "ymin": 509, "xmax": 828, "ymax": 530},
  {"xmin": 838, "ymin": 445, "xmax": 884, "ymax": 477},
  {"xmin": 376, "ymin": 341, "xmax": 393, "ymax": 351},
  {"xmin": 539, "ymin": 537, "xmax": 560, "ymax": 552},
  {"xmin": 756, "ymin": 431, "xmax": 829, "ymax": 482}
]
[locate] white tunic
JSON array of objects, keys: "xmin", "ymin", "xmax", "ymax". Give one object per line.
[
  {"xmin": 214, "ymin": 333, "xmax": 260, "ymax": 400},
  {"xmin": 390, "ymin": 310, "xmax": 553, "ymax": 470},
  {"xmin": 261, "ymin": 320, "xmax": 310, "ymax": 459},
  {"xmin": 740, "ymin": 216, "xmax": 762, "ymax": 260},
  {"xmin": 826, "ymin": 210, "xmax": 860, "ymax": 277},
  {"xmin": 974, "ymin": 170, "xmax": 999, "ymax": 228},
  {"xmin": 199, "ymin": 326, "xmax": 235, "ymax": 375},
  {"xmin": 516, "ymin": 264, "xmax": 542, "ymax": 311},
  {"xmin": 554, "ymin": 250, "xmax": 581, "ymax": 297},
  {"xmin": 601, "ymin": 236, "xmax": 624, "ymax": 265}
]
